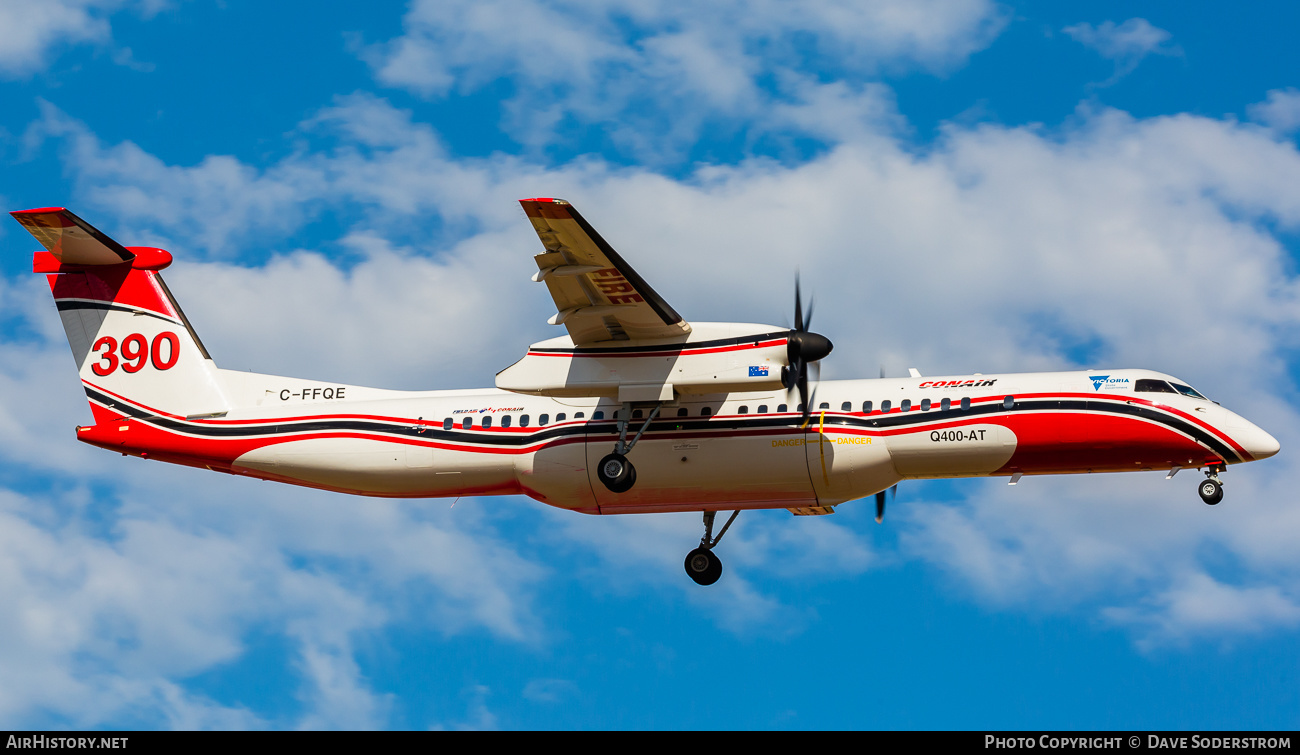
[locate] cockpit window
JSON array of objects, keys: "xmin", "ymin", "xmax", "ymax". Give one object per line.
[
  {"xmin": 1135, "ymin": 379, "xmax": 1178, "ymax": 394},
  {"xmin": 1171, "ymin": 382, "xmax": 1208, "ymax": 400}
]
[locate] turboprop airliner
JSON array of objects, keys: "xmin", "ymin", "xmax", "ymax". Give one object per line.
[{"xmin": 10, "ymin": 200, "xmax": 1281, "ymax": 585}]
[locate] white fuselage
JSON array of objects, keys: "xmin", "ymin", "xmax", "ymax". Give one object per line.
[{"xmin": 78, "ymin": 367, "xmax": 1280, "ymax": 516}]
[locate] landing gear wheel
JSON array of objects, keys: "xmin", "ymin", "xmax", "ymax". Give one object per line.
[
  {"xmin": 597, "ymin": 453, "xmax": 637, "ymax": 493},
  {"xmin": 1199, "ymin": 478, "xmax": 1224, "ymax": 505},
  {"xmin": 684, "ymin": 547, "xmax": 723, "ymax": 585}
]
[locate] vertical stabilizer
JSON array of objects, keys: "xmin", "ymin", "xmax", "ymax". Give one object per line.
[{"xmin": 12, "ymin": 208, "xmax": 229, "ymax": 421}]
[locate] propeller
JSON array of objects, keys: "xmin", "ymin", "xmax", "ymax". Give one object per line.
[
  {"xmin": 874, "ymin": 484, "xmax": 897, "ymax": 524},
  {"xmin": 780, "ymin": 274, "xmax": 833, "ymax": 425}
]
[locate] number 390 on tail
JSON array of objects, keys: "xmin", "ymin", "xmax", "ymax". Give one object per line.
[{"xmin": 11, "ymin": 200, "xmax": 1280, "ymax": 585}]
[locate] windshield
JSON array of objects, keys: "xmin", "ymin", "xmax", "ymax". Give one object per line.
[
  {"xmin": 1134, "ymin": 379, "xmax": 1177, "ymax": 394},
  {"xmin": 1134, "ymin": 378, "xmax": 1209, "ymax": 400},
  {"xmin": 1170, "ymin": 382, "xmax": 1208, "ymax": 400}
]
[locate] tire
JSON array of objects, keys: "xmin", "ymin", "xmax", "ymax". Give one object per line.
[
  {"xmin": 597, "ymin": 452, "xmax": 637, "ymax": 493},
  {"xmin": 684, "ymin": 547, "xmax": 723, "ymax": 585},
  {"xmin": 1198, "ymin": 479, "xmax": 1224, "ymax": 505}
]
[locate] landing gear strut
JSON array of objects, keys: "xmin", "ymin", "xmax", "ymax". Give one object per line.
[
  {"xmin": 1199, "ymin": 465, "xmax": 1225, "ymax": 505},
  {"xmin": 596, "ymin": 402, "xmax": 661, "ymax": 493},
  {"xmin": 684, "ymin": 510, "xmax": 739, "ymax": 585}
]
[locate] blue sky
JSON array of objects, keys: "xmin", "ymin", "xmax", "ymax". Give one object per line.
[{"xmin": 1, "ymin": 0, "xmax": 1299, "ymax": 730}]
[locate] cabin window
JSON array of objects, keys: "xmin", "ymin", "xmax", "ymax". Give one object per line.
[
  {"xmin": 940, "ymin": 398, "xmax": 951, "ymax": 411},
  {"xmin": 758, "ymin": 405, "xmax": 768, "ymax": 414},
  {"xmin": 881, "ymin": 400, "xmax": 891, "ymax": 413},
  {"xmin": 461, "ymin": 418, "xmax": 471, "ymax": 429},
  {"xmin": 738, "ymin": 405, "xmax": 749, "ymax": 414},
  {"xmin": 1003, "ymin": 395, "xmax": 1014, "ymax": 410},
  {"xmin": 778, "ymin": 404, "xmax": 788, "ymax": 413},
  {"xmin": 557, "ymin": 412, "xmax": 567, "ymax": 422},
  {"xmin": 574, "ymin": 412, "xmax": 583, "ymax": 419},
  {"xmin": 862, "ymin": 401, "xmax": 872, "ymax": 413},
  {"xmin": 443, "ymin": 418, "xmax": 453, "ymax": 430},
  {"xmin": 819, "ymin": 402, "xmax": 830, "ymax": 410},
  {"xmin": 520, "ymin": 415, "xmax": 530, "ymax": 427},
  {"xmin": 1135, "ymin": 379, "xmax": 1178, "ymax": 394},
  {"xmin": 593, "ymin": 411, "xmax": 604, "ymax": 420},
  {"xmin": 539, "ymin": 414, "xmax": 549, "ymax": 426},
  {"xmin": 482, "ymin": 416, "xmax": 493, "ymax": 428},
  {"xmin": 797, "ymin": 404, "xmax": 805, "ymax": 414},
  {"xmin": 500, "ymin": 415, "xmax": 512, "ymax": 428},
  {"xmin": 901, "ymin": 399, "xmax": 911, "ymax": 412},
  {"xmin": 921, "ymin": 398, "xmax": 931, "ymax": 411},
  {"xmin": 612, "ymin": 410, "xmax": 619, "ymax": 420},
  {"xmin": 701, "ymin": 407, "xmax": 711, "ymax": 416},
  {"xmin": 633, "ymin": 409, "xmax": 643, "ymax": 419},
  {"xmin": 841, "ymin": 401, "xmax": 852, "ymax": 412},
  {"xmin": 677, "ymin": 407, "xmax": 689, "ymax": 417},
  {"xmin": 960, "ymin": 397, "xmax": 970, "ymax": 411}
]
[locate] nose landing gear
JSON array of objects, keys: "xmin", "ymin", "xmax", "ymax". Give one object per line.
[
  {"xmin": 1199, "ymin": 466, "xmax": 1224, "ymax": 505},
  {"xmin": 684, "ymin": 510, "xmax": 739, "ymax": 585}
]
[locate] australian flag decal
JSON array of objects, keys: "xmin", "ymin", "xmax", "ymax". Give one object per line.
[{"xmin": 749, "ymin": 365, "xmax": 769, "ymax": 377}]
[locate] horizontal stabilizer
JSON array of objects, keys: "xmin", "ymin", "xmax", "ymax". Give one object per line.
[{"xmin": 11, "ymin": 207, "xmax": 134, "ymax": 266}]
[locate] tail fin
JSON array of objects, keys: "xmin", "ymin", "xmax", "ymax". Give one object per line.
[{"xmin": 11, "ymin": 208, "xmax": 229, "ymax": 422}]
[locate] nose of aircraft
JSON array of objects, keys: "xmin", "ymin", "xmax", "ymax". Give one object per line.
[{"xmin": 1238, "ymin": 421, "xmax": 1281, "ymax": 461}]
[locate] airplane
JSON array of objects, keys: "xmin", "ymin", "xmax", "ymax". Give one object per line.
[{"xmin": 10, "ymin": 199, "xmax": 1281, "ymax": 585}]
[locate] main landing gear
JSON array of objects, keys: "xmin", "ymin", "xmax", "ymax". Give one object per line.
[
  {"xmin": 685, "ymin": 510, "xmax": 739, "ymax": 585},
  {"xmin": 596, "ymin": 402, "xmax": 662, "ymax": 493}
]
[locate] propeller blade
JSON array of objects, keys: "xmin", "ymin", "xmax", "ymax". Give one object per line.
[
  {"xmin": 874, "ymin": 484, "xmax": 897, "ymax": 524},
  {"xmin": 794, "ymin": 273, "xmax": 804, "ymax": 332},
  {"xmin": 798, "ymin": 370, "xmax": 810, "ymax": 424},
  {"xmin": 799, "ymin": 362, "xmax": 823, "ymax": 426}
]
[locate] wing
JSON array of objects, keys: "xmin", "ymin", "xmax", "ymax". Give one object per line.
[{"xmin": 520, "ymin": 198, "xmax": 691, "ymax": 345}]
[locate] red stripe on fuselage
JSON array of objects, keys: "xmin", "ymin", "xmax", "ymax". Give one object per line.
[{"xmin": 1013, "ymin": 391, "xmax": 1251, "ymax": 460}]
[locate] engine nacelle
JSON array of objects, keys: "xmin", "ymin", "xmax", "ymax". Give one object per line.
[{"xmin": 496, "ymin": 323, "xmax": 791, "ymax": 400}]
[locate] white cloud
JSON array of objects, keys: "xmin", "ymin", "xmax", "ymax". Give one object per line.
[
  {"xmin": 362, "ymin": 0, "xmax": 1008, "ymax": 156},
  {"xmin": 1249, "ymin": 88, "xmax": 1300, "ymax": 134},
  {"xmin": 0, "ymin": 459, "xmax": 545, "ymax": 727},
  {"xmin": 521, "ymin": 677, "xmax": 577, "ymax": 704},
  {"xmin": 0, "ymin": 1, "xmax": 168, "ymax": 77},
  {"xmin": 430, "ymin": 684, "xmax": 499, "ymax": 731},
  {"xmin": 1105, "ymin": 573, "xmax": 1300, "ymax": 648},
  {"xmin": 1063, "ymin": 18, "xmax": 1180, "ymax": 84},
  {"xmin": 28, "ymin": 99, "xmax": 331, "ymax": 258}
]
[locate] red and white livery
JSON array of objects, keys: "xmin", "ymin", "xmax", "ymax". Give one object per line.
[{"xmin": 11, "ymin": 201, "xmax": 1280, "ymax": 584}]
